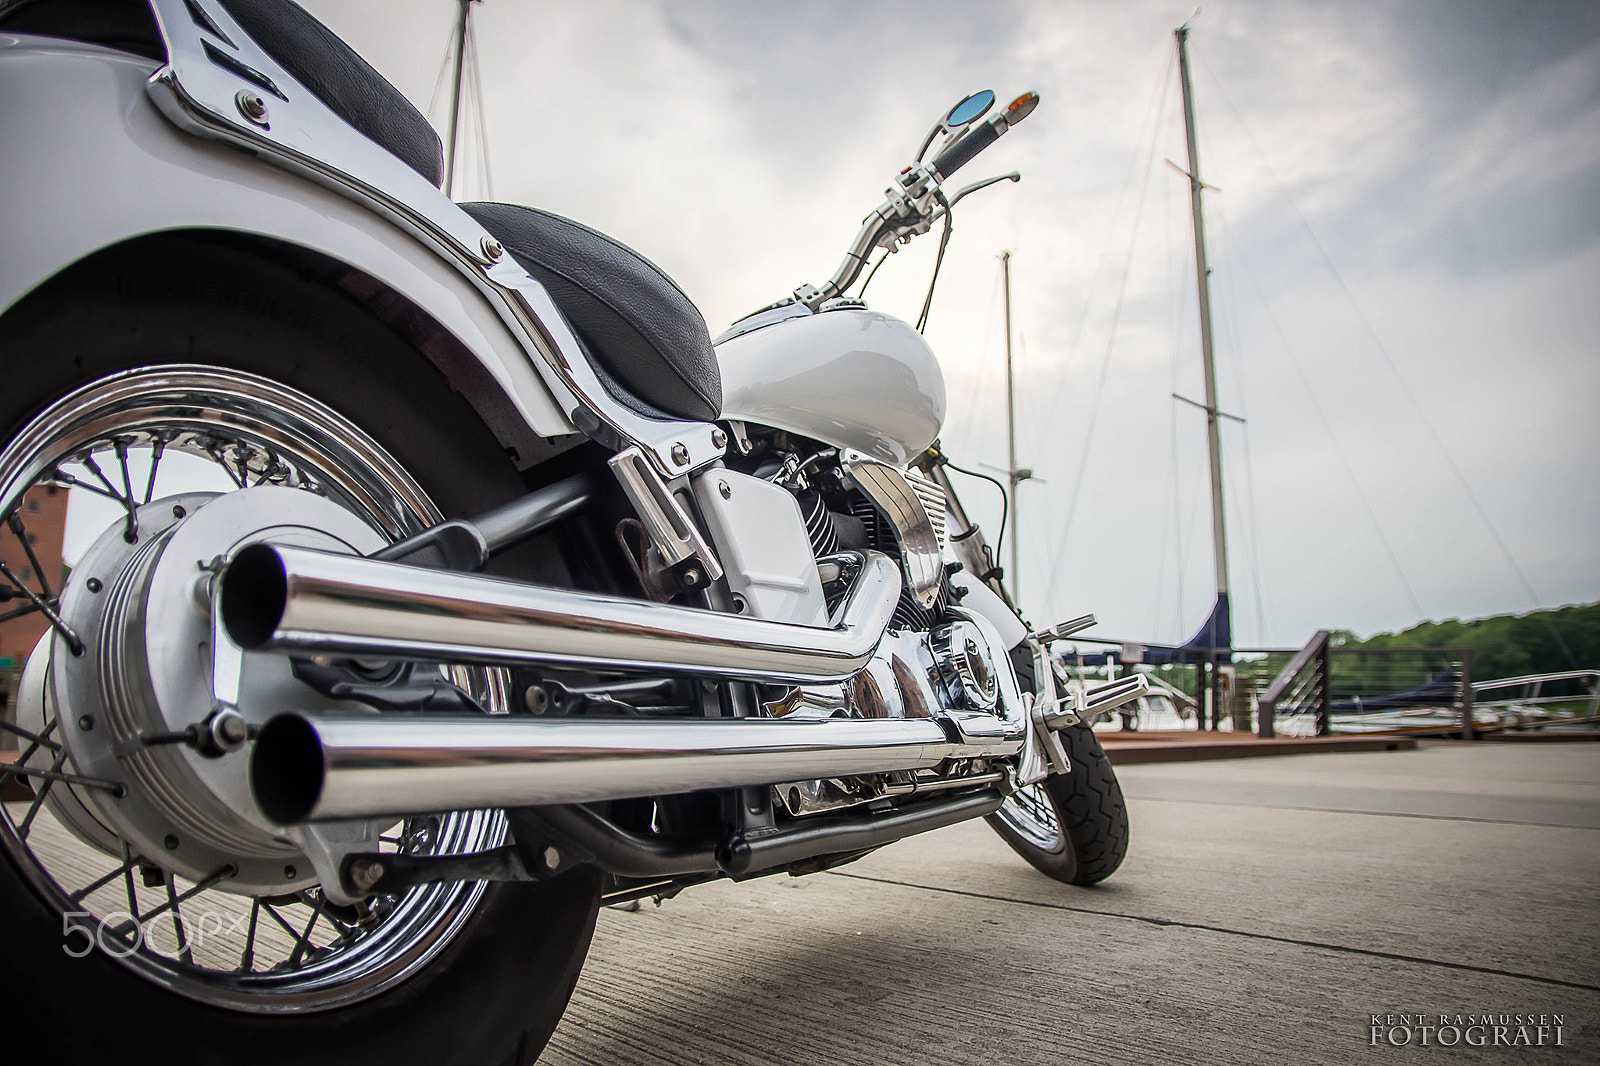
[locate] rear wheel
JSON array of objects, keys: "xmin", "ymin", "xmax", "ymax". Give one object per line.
[
  {"xmin": 0, "ymin": 237, "xmax": 600, "ymax": 1064},
  {"xmin": 988, "ymin": 720, "xmax": 1130, "ymax": 886}
]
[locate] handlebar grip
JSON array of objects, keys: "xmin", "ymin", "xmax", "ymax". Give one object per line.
[{"xmin": 932, "ymin": 117, "xmax": 1003, "ymax": 181}]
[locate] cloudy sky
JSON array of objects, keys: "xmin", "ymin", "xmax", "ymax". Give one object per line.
[{"xmin": 297, "ymin": 0, "xmax": 1599, "ymax": 648}]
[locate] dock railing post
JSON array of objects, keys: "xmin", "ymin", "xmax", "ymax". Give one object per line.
[
  {"xmin": 1316, "ymin": 637, "xmax": 1332, "ymax": 736},
  {"xmin": 1256, "ymin": 630, "xmax": 1330, "ymax": 740},
  {"xmin": 1258, "ymin": 688, "xmax": 1276, "ymax": 739},
  {"xmin": 1460, "ymin": 649, "xmax": 1474, "ymax": 740}
]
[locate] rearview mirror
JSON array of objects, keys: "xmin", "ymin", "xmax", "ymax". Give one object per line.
[{"xmin": 945, "ymin": 89, "xmax": 995, "ymax": 127}]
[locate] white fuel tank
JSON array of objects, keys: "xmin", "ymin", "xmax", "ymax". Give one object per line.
[{"xmin": 714, "ymin": 305, "xmax": 946, "ymax": 466}]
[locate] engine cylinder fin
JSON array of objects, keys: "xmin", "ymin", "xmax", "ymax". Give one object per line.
[{"xmin": 798, "ymin": 490, "xmax": 838, "ymax": 559}]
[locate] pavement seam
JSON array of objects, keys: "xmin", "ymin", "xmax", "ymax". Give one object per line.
[
  {"xmin": 1124, "ymin": 793, "xmax": 1600, "ymax": 830},
  {"xmin": 824, "ymin": 871, "xmax": 1600, "ymax": 994}
]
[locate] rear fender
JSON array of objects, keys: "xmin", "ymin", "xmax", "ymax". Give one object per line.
[{"xmin": 0, "ymin": 34, "xmax": 576, "ymax": 464}]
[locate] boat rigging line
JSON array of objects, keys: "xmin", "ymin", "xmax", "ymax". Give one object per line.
[
  {"xmin": 1039, "ymin": 51, "xmax": 1174, "ymax": 611},
  {"xmin": 1191, "ymin": 45, "xmax": 1573, "ymax": 666}
]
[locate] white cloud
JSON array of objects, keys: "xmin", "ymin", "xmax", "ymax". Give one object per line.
[{"xmin": 297, "ymin": 0, "xmax": 1600, "ymax": 646}]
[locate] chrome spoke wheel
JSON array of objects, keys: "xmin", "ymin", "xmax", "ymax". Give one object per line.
[
  {"xmin": 993, "ymin": 782, "xmax": 1065, "ymax": 854},
  {"xmin": 0, "ymin": 365, "xmax": 505, "ymax": 1012}
]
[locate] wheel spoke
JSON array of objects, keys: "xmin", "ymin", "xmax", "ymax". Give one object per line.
[
  {"xmin": 1, "ymin": 756, "xmax": 123, "ymax": 798},
  {"xmin": 261, "ymin": 900, "xmax": 321, "ymax": 966},
  {"xmin": 14, "ymin": 751, "xmax": 69, "ymax": 837},
  {"xmin": 80, "ymin": 452, "xmax": 139, "ymax": 542},
  {"xmin": 113, "ymin": 440, "xmax": 139, "ymax": 541},
  {"xmin": 48, "ymin": 467, "xmax": 130, "ymax": 506},
  {"xmin": 202, "ymin": 438, "xmax": 248, "ymax": 488},
  {"xmin": 0, "ymin": 718, "xmax": 62, "ymax": 755},
  {"xmin": 165, "ymin": 872, "xmax": 193, "ymax": 965},
  {"xmin": 6, "ymin": 511, "xmax": 55, "ymax": 599},
  {"xmin": 108, "ymin": 864, "xmax": 235, "ymax": 940},
  {"xmin": 142, "ymin": 436, "xmax": 167, "ymax": 505},
  {"xmin": 121, "ymin": 844, "xmax": 141, "ymax": 933},
  {"xmin": 289, "ymin": 894, "xmax": 326, "ymax": 967},
  {"xmin": 0, "ymin": 601, "xmax": 44, "ymax": 625},
  {"xmin": 0, "ymin": 557, "xmax": 82, "ymax": 655},
  {"xmin": 237, "ymin": 898, "xmax": 261, "ymax": 974},
  {"xmin": 68, "ymin": 855, "xmax": 139, "ymax": 905},
  {"xmin": 299, "ymin": 889, "xmax": 354, "ymax": 937}
]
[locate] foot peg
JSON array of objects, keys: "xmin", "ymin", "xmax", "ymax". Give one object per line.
[
  {"xmin": 1030, "ymin": 613, "xmax": 1097, "ymax": 645},
  {"xmin": 1043, "ymin": 675, "xmax": 1149, "ymax": 730}
]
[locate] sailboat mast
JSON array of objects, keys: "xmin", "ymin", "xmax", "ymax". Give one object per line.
[
  {"xmin": 444, "ymin": 0, "xmax": 474, "ymax": 198},
  {"xmin": 1001, "ymin": 250, "xmax": 1020, "ymax": 593},
  {"xmin": 1175, "ymin": 26, "xmax": 1230, "ymax": 600}
]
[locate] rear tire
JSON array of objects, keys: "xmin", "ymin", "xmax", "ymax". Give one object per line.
[
  {"xmin": 0, "ymin": 234, "xmax": 601, "ymax": 1064},
  {"xmin": 988, "ymin": 720, "xmax": 1130, "ymax": 886}
]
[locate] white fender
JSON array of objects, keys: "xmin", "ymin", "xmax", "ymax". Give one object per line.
[{"xmin": 0, "ymin": 35, "xmax": 573, "ymax": 456}]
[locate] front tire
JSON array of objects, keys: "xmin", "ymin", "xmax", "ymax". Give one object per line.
[
  {"xmin": 0, "ymin": 234, "xmax": 600, "ymax": 1064},
  {"xmin": 988, "ymin": 720, "xmax": 1130, "ymax": 885}
]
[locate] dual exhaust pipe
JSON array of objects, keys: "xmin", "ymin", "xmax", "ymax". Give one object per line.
[{"xmin": 225, "ymin": 542, "xmax": 1025, "ymax": 824}]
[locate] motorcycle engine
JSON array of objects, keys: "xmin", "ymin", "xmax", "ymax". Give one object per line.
[{"xmin": 716, "ymin": 431, "xmax": 1012, "ymax": 818}]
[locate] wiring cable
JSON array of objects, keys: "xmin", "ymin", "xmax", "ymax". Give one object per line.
[
  {"xmin": 915, "ymin": 192, "xmax": 956, "ymax": 332},
  {"xmin": 942, "ymin": 458, "xmax": 1010, "ymax": 576}
]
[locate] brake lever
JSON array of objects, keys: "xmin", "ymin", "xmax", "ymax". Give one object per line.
[{"xmin": 946, "ymin": 172, "xmax": 1021, "ymax": 210}]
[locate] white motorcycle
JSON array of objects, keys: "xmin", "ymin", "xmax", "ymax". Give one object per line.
[{"xmin": 0, "ymin": 2, "xmax": 1139, "ymax": 1061}]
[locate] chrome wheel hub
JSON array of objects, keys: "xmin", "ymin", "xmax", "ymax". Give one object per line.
[{"xmin": 40, "ymin": 485, "xmax": 385, "ymax": 894}]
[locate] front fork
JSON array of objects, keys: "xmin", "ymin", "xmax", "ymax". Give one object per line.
[
  {"xmin": 920, "ymin": 448, "xmax": 1149, "ymax": 782},
  {"xmin": 922, "ymin": 456, "xmax": 1018, "ymax": 615}
]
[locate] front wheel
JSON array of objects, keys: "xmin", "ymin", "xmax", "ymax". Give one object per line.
[{"xmin": 988, "ymin": 721, "xmax": 1130, "ymax": 885}]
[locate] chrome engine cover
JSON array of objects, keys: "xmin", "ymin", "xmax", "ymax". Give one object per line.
[
  {"xmin": 768, "ymin": 613, "xmax": 1033, "ymax": 816},
  {"xmin": 842, "ymin": 452, "xmax": 948, "ymax": 608}
]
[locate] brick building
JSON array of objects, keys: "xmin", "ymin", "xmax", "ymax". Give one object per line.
[{"xmin": 0, "ymin": 484, "xmax": 69, "ymax": 666}]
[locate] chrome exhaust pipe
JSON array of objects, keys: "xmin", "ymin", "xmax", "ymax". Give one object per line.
[
  {"xmin": 221, "ymin": 544, "xmax": 900, "ymax": 684},
  {"xmin": 251, "ymin": 711, "xmax": 960, "ymax": 824}
]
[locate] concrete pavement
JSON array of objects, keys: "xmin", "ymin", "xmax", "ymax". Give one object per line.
[{"xmin": 543, "ymin": 742, "xmax": 1599, "ymax": 1065}]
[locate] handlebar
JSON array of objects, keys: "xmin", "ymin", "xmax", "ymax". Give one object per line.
[
  {"xmin": 931, "ymin": 115, "xmax": 1005, "ymax": 181},
  {"xmin": 795, "ymin": 90, "xmax": 1039, "ymax": 310}
]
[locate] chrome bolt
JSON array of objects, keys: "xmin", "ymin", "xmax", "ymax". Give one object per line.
[
  {"xmin": 480, "ymin": 236, "xmax": 504, "ymax": 262},
  {"xmin": 348, "ymin": 858, "xmax": 386, "ymax": 893},
  {"xmin": 172, "ymin": 504, "xmax": 187, "ymax": 518},
  {"xmin": 717, "ymin": 480, "xmax": 732, "ymax": 499},
  {"xmin": 284, "ymin": 864, "xmax": 297, "ymax": 880},
  {"xmin": 164, "ymin": 834, "xmax": 179, "ymax": 850},
  {"xmin": 682, "ymin": 567, "xmax": 703, "ymax": 586},
  {"xmin": 541, "ymin": 846, "xmax": 561, "ymax": 869},
  {"xmin": 710, "ymin": 428, "xmax": 728, "ymax": 449},
  {"xmin": 670, "ymin": 443, "xmax": 690, "ymax": 466},
  {"xmin": 235, "ymin": 90, "xmax": 269, "ymax": 125},
  {"xmin": 208, "ymin": 708, "xmax": 251, "ymax": 753},
  {"xmin": 85, "ymin": 578, "xmax": 102, "ymax": 593}
]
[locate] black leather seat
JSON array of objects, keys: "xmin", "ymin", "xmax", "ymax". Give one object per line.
[
  {"xmin": 461, "ymin": 202, "xmax": 721, "ymax": 422},
  {"xmin": 6, "ymin": 0, "xmax": 721, "ymax": 422}
]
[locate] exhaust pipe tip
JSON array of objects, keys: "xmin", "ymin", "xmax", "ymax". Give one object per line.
[
  {"xmin": 250, "ymin": 714, "xmax": 326, "ymax": 825},
  {"xmin": 221, "ymin": 542, "xmax": 288, "ymax": 650}
]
